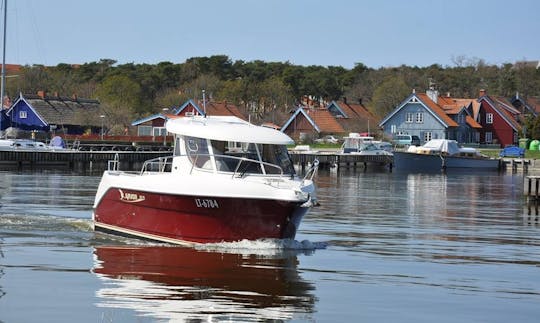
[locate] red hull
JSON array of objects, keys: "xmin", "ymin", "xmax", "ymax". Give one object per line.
[{"xmin": 94, "ymin": 187, "xmax": 308, "ymax": 244}]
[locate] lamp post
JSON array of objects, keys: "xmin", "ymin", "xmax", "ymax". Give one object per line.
[
  {"xmin": 162, "ymin": 108, "xmax": 169, "ymax": 145},
  {"xmin": 100, "ymin": 115, "xmax": 105, "ymax": 140}
]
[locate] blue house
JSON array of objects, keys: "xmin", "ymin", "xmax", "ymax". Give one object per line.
[
  {"xmin": 6, "ymin": 92, "xmax": 101, "ymax": 134},
  {"xmin": 379, "ymin": 88, "xmax": 481, "ymax": 144}
]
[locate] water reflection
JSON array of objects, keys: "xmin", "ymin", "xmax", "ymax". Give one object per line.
[
  {"xmin": 0, "ymin": 238, "xmax": 5, "ymax": 301},
  {"xmin": 93, "ymin": 245, "xmax": 315, "ymax": 321}
]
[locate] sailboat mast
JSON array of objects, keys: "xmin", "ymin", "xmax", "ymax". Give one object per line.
[{"xmin": 0, "ymin": 0, "xmax": 6, "ymax": 132}]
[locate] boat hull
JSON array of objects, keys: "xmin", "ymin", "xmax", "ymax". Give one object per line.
[
  {"xmin": 393, "ymin": 151, "xmax": 501, "ymax": 171},
  {"xmin": 93, "ymin": 186, "xmax": 309, "ymax": 245}
]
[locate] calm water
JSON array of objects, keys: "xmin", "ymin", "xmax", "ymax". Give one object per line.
[{"xmin": 0, "ymin": 169, "xmax": 539, "ymax": 322}]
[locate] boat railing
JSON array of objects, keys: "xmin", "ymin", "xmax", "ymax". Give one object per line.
[
  {"xmin": 302, "ymin": 159, "xmax": 319, "ymax": 185},
  {"xmin": 137, "ymin": 153, "xmax": 290, "ymax": 178},
  {"xmin": 107, "ymin": 153, "xmax": 120, "ymax": 171},
  {"xmin": 140, "ymin": 156, "xmax": 174, "ymax": 174},
  {"xmin": 190, "ymin": 153, "xmax": 287, "ymax": 178}
]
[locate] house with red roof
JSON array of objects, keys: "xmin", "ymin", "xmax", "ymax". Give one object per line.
[
  {"xmin": 379, "ymin": 87, "xmax": 481, "ymax": 145},
  {"xmin": 475, "ymin": 90, "xmax": 521, "ymax": 146},
  {"xmin": 326, "ymin": 98, "xmax": 379, "ymax": 134},
  {"xmin": 280, "ymin": 106, "xmax": 344, "ymax": 142},
  {"xmin": 280, "ymin": 98, "xmax": 378, "ymax": 142}
]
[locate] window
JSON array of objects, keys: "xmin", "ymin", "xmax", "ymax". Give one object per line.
[
  {"xmin": 137, "ymin": 126, "xmax": 152, "ymax": 136},
  {"xmin": 406, "ymin": 113, "xmax": 414, "ymax": 123},
  {"xmin": 486, "ymin": 113, "xmax": 493, "ymax": 124},
  {"xmin": 458, "ymin": 113, "xmax": 465, "ymax": 124},
  {"xmin": 390, "ymin": 125, "xmax": 397, "ymax": 134},
  {"xmin": 485, "ymin": 132, "xmax": 493, "ymax": 143},
  {"xmin": 153, "ymin": 127, "xmax": 166, "ymax": 136},
  {"xmin": 415, "ymin": 112, "xmax": 424, "ymax": 123},
  {"xmin": 19, "ymin": 111, "xmax": 27, "ymax": 119},
  {"xmin": 424, "ymin": 131, "xmax": 432, "ymax": 142}
]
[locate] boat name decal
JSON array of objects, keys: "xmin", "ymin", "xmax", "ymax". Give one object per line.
[
  {"xmin": 195, "ymin": 198, "xmax": 219, "ymax": 209},
  {"xmin": 118, "ymin": 189, "xmax": 146, "ymax": 203}
]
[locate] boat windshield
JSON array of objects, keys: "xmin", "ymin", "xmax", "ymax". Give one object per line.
[{"xmin": 183, "ymin": 136, "xmax": 295, "ymax": 175}]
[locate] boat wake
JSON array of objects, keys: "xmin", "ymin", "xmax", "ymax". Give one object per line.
[
  {"xmin": 0, "ymin": 213, "xmax": 93, "ymax": 233},
  {"xmin": 0, "ymin": 213, "xmax": 327, "ymax": 256},
  {"xmin": 195, "ymin": 238, "xmax": 327, "ymax": 256}
]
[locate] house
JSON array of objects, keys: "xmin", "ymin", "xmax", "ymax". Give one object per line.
[
  {"xmin": 132, "ymin": 99, "xmax": 246, "ymax": 136},
  {"xmin": 476, "ymin": 90, "xmax": 521, "ymax": 147},
  {"xmin": 379, "ymin": 88, "xmax": 479, "ymax": 144},
  {"xmin": 6, "ymin": 91, "xmax": 101, "ymax": 134},
  {"xmin": 326, "ymin": 98, "xmax": 379, "ymax": 135},
  {"xmin": 280, "ymin": 106, "xmax": 344, "ymax": 142},
  {"xmin": 508, "ymin": 92, "xmax": 539, "ymax": 117},
  {"xmin": 280, "ymin": 97, "xmax": 377, "ymax": 142}
]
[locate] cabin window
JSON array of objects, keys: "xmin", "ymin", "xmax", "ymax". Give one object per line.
[
  {"xmin": 185, "ymin": 136, "xmax": 210, "ymax": 169},
  {"xmin": 260, "ymin": 144, "xmax": 295, "ymax": 175},
  {"xmin": 405, "ymin": 113, "xmax": 414, "ymax": 123},
  {"xmin": 486, "ymin": 113, "xmax": 493, "ymax": 124},
  {"xmin": 19, "ymin": 111, "xmax": 27, "ymax": 119},
  {"xmin": 415, "ymin": 112, "xmax": 424, "ymax": 123}
]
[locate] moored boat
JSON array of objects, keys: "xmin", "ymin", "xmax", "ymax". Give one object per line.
[
  {"xmin": 0, "ymin": 138, "xmax": 50, "ymax": 151},
  {"xmin": 393, "ymin": 139, "xmax": 501, "ymax": 171},
  {"xmin": 341, "ymin": 132, "xmax": 392, "ymax": 156},
  {"xmin": 92, "ymin": 115, "xmax": 318, "ymax": 245}
]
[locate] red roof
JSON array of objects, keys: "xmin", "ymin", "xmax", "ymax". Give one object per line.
[
  {"xmin": 416, "ymin": 93, "xmax": 459, "ymax": 127},
  {"xmin": 196, "ymin": 100, "xmax": 246, "ymax": 120},
  {"xmin": 306, "ymin": 108, "xmax": 345, "ymax": 133}
]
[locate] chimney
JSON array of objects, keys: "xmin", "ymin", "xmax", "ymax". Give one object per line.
[
  {"xmin": 343, "ymin": 96, "xmax": 347, "ymax": 104},
  {"xmin": 37, "ymin": 90, "xmax": 46, "ymax": 99},
  {"xmin": 446, "ymin": 92, "xmax": 451, "ymax": 97},
  {"xmin": 479, "ymin": 89, "xmax": 486, "ymax": 97},
  {"xmin": 426, "ymin": 80, "xmax": 438, "ymax": 103},
  {"xmin": 358, "ymin": 98, "xmax": 363, "ymax": 105},
  {"xmin": 72, "ymin": 93, "xmax": 78, "ymax": 101}
]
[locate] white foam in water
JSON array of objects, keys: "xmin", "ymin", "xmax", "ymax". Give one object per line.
[
  {"xmin": 0, "ymin": 213, "xmax": 93, "ymax": 232},
  {"xmin": 195, "ymin": 238, "xmax": 327, "ymax": 256}
]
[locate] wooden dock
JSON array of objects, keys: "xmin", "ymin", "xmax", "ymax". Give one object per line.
[
  {"xmin": 0, "ymin": 148, "xmax": 537, "ymax": 173},
  {"xmin": 0, "ymin": 150, "xmax": 170, "ymax": 171},
  {"xmin": 289, "ymin": 152, "xmax": 393, "ymax": 170}
]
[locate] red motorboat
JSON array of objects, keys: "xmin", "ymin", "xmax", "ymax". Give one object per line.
[{"xmin": 93, "ymin": 115, "xmax": 318, "ymax": 245}]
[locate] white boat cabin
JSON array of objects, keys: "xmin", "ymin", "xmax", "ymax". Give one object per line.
[{"xmin": 160, "ymin": 116, "xmax": 296, "ymax": 177}]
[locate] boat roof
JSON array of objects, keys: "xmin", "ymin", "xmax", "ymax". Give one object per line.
[{"xmin": 166, "ymin": 115, "xmax": 294, "ymax": 144}]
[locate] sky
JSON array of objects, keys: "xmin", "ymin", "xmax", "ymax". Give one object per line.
[{"xmin": 3, "ymin": 0, "xmax": 540, "ymax": 69}]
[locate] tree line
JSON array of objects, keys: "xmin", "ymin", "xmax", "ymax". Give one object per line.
[{"xmin": 5, "ymin": 55, "xmax": 540, "ymax": 135}]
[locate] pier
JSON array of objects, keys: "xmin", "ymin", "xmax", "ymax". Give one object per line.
[
  {"xmin": 289, "ymin": 151, "xmax": 393, "ymax": 170},
  {"xmin": 0, "ymin": 150, "xmax": 170, "ymax": 171},
  {"xmin": 1, "ymin": 148, "xmax": 538, "ymax": 173}
]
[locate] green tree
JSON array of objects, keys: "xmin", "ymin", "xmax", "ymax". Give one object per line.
[
  {"xmin": 95, "ymin": 75, "xmax": 143, "ymax": 134},
  {"xmin": 371, "ymin": 76, "xmax": 410, "ymax": 117}
]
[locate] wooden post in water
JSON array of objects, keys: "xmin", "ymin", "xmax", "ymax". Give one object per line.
[{"xmin": 524, "ymin": 176, "xmax": 540, "ymax": 201}]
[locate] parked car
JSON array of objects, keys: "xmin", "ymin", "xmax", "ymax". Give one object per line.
[
  {"xmin": 393, "ymin": 134, "xmax": 421, "ymax": 146},
  {"xmin": 315, "ymin": 135, "xmax": 340, "ymax": 144},
  {"xmin": 499, "ymin": 145, "xmax": 525, "ymax": 158}
]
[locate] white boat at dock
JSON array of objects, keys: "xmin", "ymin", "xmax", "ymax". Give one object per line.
[
  {"xmin": 393, "ymin": 139, "xmax": 501, "ymax": 171},
  {"xmin": 341, "ymin": 133, "xmax": 392, "ymax": 156}
]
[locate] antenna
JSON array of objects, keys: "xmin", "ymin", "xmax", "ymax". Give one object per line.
[
  {"xmin": 202, "ymin": 89, "xmax": 206, "ymax": 117},
  {"xmin": 0, "ymin": 0, "xmax": 7, "ymax": 134}
]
